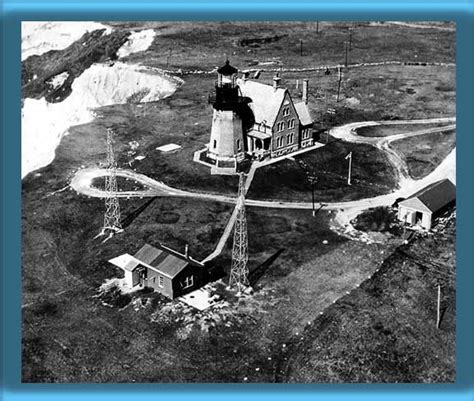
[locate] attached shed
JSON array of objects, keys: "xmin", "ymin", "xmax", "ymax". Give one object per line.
[
  {"xmin": 398, "ymin": 178, "xmax": 456, "ymax": 230},
  {"xmin": 109, "ymin": 243, "xmax": 207, "ymax": 299}
]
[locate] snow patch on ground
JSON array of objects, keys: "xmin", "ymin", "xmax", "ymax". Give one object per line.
[
  {"xmin": 21, "ymin": 21, "xmax": 112, "ymax": 61},
  {"xmin": 22, "ymin": 62, "xmax": 183, "ymax": 178},
  {"xmin": 99, "ymin": 277, "xmax": 141, "ymax": 295},
  {"xmin": 117, "ymin": 29, "xmax": 156, "ymax": 58},
  {"xmin": 179, "ymin": 287, "xmax": 220, "ymax": 311},
  {"xmin": 156, "ymin": 143, "xmax": 182, "ymax": 152},
  {"xmin": 46, "ymin": 71, "xmax": 69, "ymax": 89}
]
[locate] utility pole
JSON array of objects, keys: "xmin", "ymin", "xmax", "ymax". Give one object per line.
[
  {"xmin": 300, "ymin": 39, "xmax": 303, "ymax": 56},
  {"xmin": 95, "ymin": 128, "xmax": 123, "ymax": 241},
  {"xmin": 166, "ymin": 47, "xmax": 172, "ymax": 67},
  {"xmin": 403, "ymin": 213, "xmax": 407, "ymax": 242},
  {"xmin": 344, "ymin": 41, "xmax": 349, "ymax": 67},
  {"xmin": 345, "ymin": 151, "xmax": 352, "ymax": 185},
  {"xmin": 309, "ymin": 177, "xmax": 317, "ymax": 217},
  {"xmin": 229, "ymin": 173, "xmax": 249, "ymax": 295},
  {"xmin": 436, "ymin": 284, "xmax": 441, "ymax": 329},
  {"xmin": 336, "ymin": 66, "xmax": 343, "ymax": 102},
  {"xmin": 348, "ymin": 27, "xmax": 353, "ymax": 51},
  {"xmin": 316, "ymin": 21, "xmax": 319, "ymax": 34}
]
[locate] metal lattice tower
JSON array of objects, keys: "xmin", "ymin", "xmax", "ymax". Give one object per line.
[
  {"xmin": 97, "ymin": 128, "xmax": 122, "ymax": 238},
  {"xmin": 229, "ymin": 173, "xmax": 249, "ymax": 294}
]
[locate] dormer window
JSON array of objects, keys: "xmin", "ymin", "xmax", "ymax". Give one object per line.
[{"xmin": 183, "ymin": 275, "xmax": 194, "ymax": 289}]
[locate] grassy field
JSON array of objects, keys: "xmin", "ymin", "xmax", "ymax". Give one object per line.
[
  {"xmin": 22, "ymin": 22, "xmax": 456, "ymax": 383},
  {"xmin": 117, "ymin": 22, "xmax": 455, "ymax": 71},
  {"xmin": 247, "ymin": 138, "xmax": 398, "ymax": 202},
  {"xmin": 91, "ymin": 176, "xmax": 147, "ymax": 192},
  {"xmin": 390, "ymin": 129, "xmax": 456, "ymax": 179},
  {"xmin": 282, "ymin": 214, "xmax": 456, "ymax": 383},
  {"xmin": 356, "ymin": 122, "xmax": 451, "ymax": 137},
  {"xmin": 23, "ymin": 196, "xmax": 401, "ymax": 382}
]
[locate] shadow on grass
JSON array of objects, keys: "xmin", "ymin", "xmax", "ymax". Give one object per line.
[
  {"xmin": 249, "ymin": 248, "xmax": 285, "ymax": 286},
  {"xmin": 121, "ymin": 196, "xmax": 158, "ymax": 229}
]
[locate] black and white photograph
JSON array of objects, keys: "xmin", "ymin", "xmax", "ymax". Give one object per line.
[{"xmin": 21, "ymin": 21, "xmax": 456, "ymax": 383}]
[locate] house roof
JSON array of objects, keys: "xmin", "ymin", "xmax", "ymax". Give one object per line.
[
  {"xmin": 399, "ymin": 179, "xmax": 456, "ymax": 213},
  {"xmin": 108, "ymin": 253, "xmax": 137, "ymax": 272},
  {"xmin": 109, "ymin": 243, "xmax": 203, "ymax": 279},
  {"xmin": 236, "ymin": 78, "xmax": 286, "ymax": 126},
  {"xmin": 294, "ymin": 101, "xmax": 313, "ymax": 126}
]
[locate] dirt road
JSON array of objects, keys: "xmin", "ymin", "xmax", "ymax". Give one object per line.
[
  {"xmin": 71, "ymin": 117, "xmax": 456, "ymax": 211},
  {"xmin": 70, "ymin": 117, "xmax": 456, "ymax": 256}
]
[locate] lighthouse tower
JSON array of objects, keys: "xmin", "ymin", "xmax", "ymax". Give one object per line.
[{"xmin": 207, "ymin": 60, "xmax": 245, "ymax": 173}]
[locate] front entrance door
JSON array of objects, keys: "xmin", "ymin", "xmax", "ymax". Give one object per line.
[
  {"xmin": 415, "ymin": 211, "xmax": 423, "ymax": 225},
  {"xmin": 137, "ymin": 266, "xmax": 147, "ymax": 286}
]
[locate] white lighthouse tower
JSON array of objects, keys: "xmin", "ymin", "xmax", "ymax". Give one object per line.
[{"xmin": 207, "ymin": 60, "xmax": 245, "ymax": 174}]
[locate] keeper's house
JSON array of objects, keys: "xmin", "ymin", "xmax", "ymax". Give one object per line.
[
  {"xmin": 397, "ymin": 178, "xmax": 456, "ymax": 230},
  {"xmin": 109, "ymin": 243, "xmax": 207, "ymax": 299},
  {"xmin": 207, "ymin": 60, "xmax": 314, "ymax": 173}
]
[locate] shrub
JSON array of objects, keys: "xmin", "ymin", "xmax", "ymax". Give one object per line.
[{"xmin": 353, "ymin": 206, "xmax": 397, "ymax": 233}]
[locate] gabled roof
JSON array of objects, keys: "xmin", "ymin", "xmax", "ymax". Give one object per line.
[
  {"xmin": 294, "ymin": 101, "xmax": 313, "ymax": 126},
  {"xmin": 236, "ymin": 78, "xmax": 286, "ymax": 127},
  {"xmin": 109, "ymin": 243, "xmax": 203, "ymax": 279},
  {"xmin": 399, "ymin": 179, "xmax": 456, "ymax": 213},
  {"xmin": 108, "ymin": 253, "xmax": 137, "ymax": 272}
]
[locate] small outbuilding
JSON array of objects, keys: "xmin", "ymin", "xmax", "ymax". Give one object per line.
[
  {"xmin": 109, "ymin": 243, "xmax": 207, "ymax": 299},
  {"xmin": 397, "ymin": 178, "xmax": 456, "ymax": 230}
]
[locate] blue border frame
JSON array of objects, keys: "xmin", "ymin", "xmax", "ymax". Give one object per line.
[{"xmin": 2, "ymin": 1, "xmax": 473, "ymax": 400}]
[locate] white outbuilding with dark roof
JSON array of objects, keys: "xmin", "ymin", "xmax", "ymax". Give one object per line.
[{"xmin": 397, "ymin": 178, "xmax": 456, "ymax": 230}]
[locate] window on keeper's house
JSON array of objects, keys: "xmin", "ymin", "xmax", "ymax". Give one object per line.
[
  {"xmin": 237, "ymin": 139, "xmax": 241, "ymax": 151},
  {"xmin": 183, "ymin": 275, "xmax": 194, "ymax": 289},
  {"xmin": 213, "ymin": 140, "xmax": 217, "ymax": 149},
  {"xmin": 158, "ymin": 276, "xmax": 164, "ymax": 287}
]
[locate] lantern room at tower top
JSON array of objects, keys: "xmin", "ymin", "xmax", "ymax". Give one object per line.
[{"xmin": 214, "ymin": 59, "xmax": 240, "ymax": 111}]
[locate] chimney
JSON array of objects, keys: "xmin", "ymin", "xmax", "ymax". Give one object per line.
[
  {"xmin": 273, "ymin": 74, "xmax": 281, "ymax": 90},
  {"xmin": 184, "ymin": 244, "xmax": 189, "ymax": 259},
  {"xmin": 302, "ymin": 79, "xmax": 309, "ymax": 104},
  {"xmin": 242, "ymin": 70, "xmax": 250, "ymax": 81}
]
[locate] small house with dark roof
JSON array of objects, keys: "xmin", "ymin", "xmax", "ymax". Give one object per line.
[
  {"xmin": 109, "ymin": 243, "xmax": 207, "ymax": 299},
  {"xmin": 397, "ymin": 178, "xmax": 456, "ymax": 230}
]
